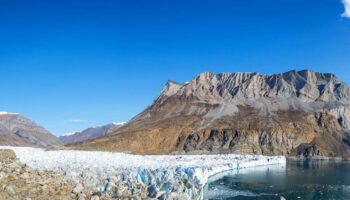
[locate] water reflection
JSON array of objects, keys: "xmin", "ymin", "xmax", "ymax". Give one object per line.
[{"xmin": 204, "ymin": 161, "xmax": 350, "ymax": 200}]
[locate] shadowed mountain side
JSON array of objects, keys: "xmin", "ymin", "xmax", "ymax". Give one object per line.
[{"xmin": 59, "ymin": 123, "xmax": 124, "ymax": 145}]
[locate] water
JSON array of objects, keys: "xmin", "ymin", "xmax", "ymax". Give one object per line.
[{"xmin": 204, "ymin": 161, "xmax": 350, "ymax": 200}]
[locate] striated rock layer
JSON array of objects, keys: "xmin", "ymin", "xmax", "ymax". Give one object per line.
[{"xmin": 73, "ymin": 70, "xmax": 350, "ymax": 158}]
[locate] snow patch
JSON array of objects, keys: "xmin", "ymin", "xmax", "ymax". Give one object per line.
[
  {"xmin": 113, "ymin": 122, "xmax": 126, "ymax": 126},
  {"xmin": 0, "ymin": 111, "xmax": 19, "ymax": 115},
  {"xmin": 63, "ymin": 132, "xmax": 79, "ymax": 136}
]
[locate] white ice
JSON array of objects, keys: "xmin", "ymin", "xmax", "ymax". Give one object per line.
[{"xmin": 0, "ymin": 146, "xmax": 286, "ymax": 199}]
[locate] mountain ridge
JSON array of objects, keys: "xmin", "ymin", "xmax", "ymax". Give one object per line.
[
  {"xmin": 73, "ymin": 70, "xmax": 350, "ymax": 158},
  {"xmin": 0, "ymin": 112, "xmax": 61, "ymax": 148},
  {"xmin": 59, "ymin": 123, "xmax": 124, "ymax": 145}
]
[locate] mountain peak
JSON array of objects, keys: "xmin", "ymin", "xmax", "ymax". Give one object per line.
[
  {"xmin": 0, "ymin": 112, "xmax": 61, "ymax": 147},
  {"xmin": 160, "ymin": 80, "xmax": 185, "ymax": 97},
  {"xmin": 160, "ymin": 70, "xmax": 347, "ymax": 103},
  {"xmin": 196, "ymin": 71, "xmax": 214, "ymax": 79},
  {"xmin": 73, "ymin": 69, "xmax": 350, "ymax": 158},
  {"xmin": 151, "ymin": 69, "xmax": 350, "ymax": 129}
]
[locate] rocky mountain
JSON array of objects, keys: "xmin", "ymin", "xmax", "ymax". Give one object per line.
[
  {"xmin": 73, "ymin": 70, "xmax": 350, "ymax": 158},
  {"xmin": 59, "ymin": 123, "xmax": 125, "ymax": 145},
  {"xmin": 0, "ymin": 112, "xmax": 61, "ymax": 148}
]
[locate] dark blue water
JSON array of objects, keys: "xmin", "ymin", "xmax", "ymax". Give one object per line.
[{"xmin": 204, "ymin": 161, "xmax": 350, "ymax": 200}]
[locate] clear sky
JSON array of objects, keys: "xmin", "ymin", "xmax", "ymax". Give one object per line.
[{"xmin": 0, "ymin": 0, "xmax": 349, "ymax": 136}]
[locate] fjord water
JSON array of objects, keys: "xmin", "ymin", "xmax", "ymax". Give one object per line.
[{"xmin": 204, "ymin": 161, "xmax": 350, "ymax": 200}]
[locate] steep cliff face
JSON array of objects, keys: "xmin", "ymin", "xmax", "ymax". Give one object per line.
[
  {"xmin": 0, "ymin": 112, "xmax": 61, "ymax": 148},
  {"xmin": 74, "ymin": 70, "xmax": 350, "ymax": 158}
]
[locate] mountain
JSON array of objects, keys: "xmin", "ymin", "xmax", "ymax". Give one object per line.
[
  {"xmin": 0, "ymin": 112, "xmax": 61, "ymax": 148},
  {"xmin": 73, "ymin": 70, "xmax": 350, "ymax": 158},
  {"xmin": 59, "ymin": 123, "xmax": 125, "ymax": 145}
]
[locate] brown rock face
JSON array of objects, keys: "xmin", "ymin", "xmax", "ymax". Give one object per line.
[
  {"xmin": 73, "ymin": 70, "xmax": 350, "ymax": 158},
  {"xmin": 0, "ymin": 113, "xmax": 61, "ymax": 148},
  {"xmin": 177, "ymin": 108, "xmax": 349, "ymax": 158}
]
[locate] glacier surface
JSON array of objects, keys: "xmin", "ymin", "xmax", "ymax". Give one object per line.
[{"xmin": 1, "ymin": 146, "xmax": 286, "ymax": 199}]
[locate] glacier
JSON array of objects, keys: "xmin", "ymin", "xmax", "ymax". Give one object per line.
[{"xmin": 1, "ymin": 146, "xmax": 286, "ymax": 199}]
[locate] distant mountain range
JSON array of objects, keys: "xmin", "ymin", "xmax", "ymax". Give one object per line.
[
  {"xmin": 0, "ymin": 111, "xmax": 125, "ymax": 147},
  {"xmin": 59, "ymin": 122, "xmax": 125, "ymax": 145},
  {"xmin": 0, "ymin": 112, "xmax": 61, "ymax": 148},
  {"xmin": 73, "ymin": 70, "xmax": 350, "ymax": 158}
]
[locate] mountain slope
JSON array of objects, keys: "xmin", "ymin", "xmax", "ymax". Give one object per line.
[
  {"xmin": 73, "ymin": 70, "xmax": 350, "ymax": 158},
  {"xmin": 59, "ymin": 123, "xmax": 124, "ymax": 145},
  {"xmin": 0, "ymin": 112, "xmax": 61, "ymax": 148}
]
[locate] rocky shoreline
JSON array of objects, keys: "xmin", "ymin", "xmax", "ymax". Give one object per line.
[
  {"xmin": 288, "ymin": 156, "xmax": 350, "ymax": 161},
  {"xmin": 0, "ymin": 149, "xmax": 110, "ymax": 200},
  {"xmin": 0, "ymin": 149, "xmax": 69, "ymax": 199}
]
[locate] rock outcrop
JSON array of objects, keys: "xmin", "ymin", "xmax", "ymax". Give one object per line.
[
  {"xmin": 0, "ymin": 149, "xmax": 112, "ymax": 200},
  {"xmin": 73, "ymin": 70, "xmax": 350, "ymax": 158},
  {"xmin": 0, "ymin": 112, "xmax": 61, "ymax": 148},
  {"xmin": 59, "ymin": 123, "xmax": 124, "ymax": 145},
  {"xmin": 0, "ymin": 149, "xmax": 74, "ymax": 200}
]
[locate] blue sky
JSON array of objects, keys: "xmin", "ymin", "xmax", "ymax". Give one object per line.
[{"xmin": 0, "ymin": 0, "xmax": 349, "ymax": 136}]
